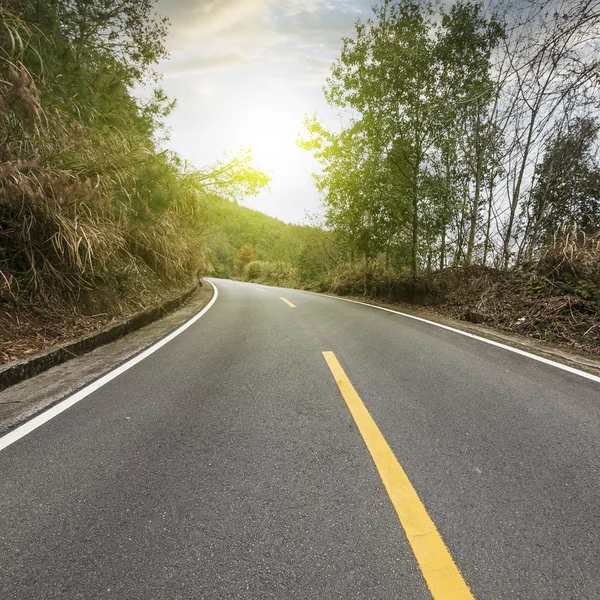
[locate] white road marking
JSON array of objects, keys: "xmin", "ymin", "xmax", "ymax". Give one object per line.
[
  {"xmin": 0, "ymin": 281, "xmax": 220, "ymax": 452},
  {"xmin": 297, "ymin": 290, "xmax": 600, "ymax": 385}
]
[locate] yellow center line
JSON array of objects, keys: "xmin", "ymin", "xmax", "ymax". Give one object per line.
[
  {"xmin": 280, "ymin": 297, "xmax": 296, "ymax": 308},
  {"xmin": 254, "ymin": 287, "xmax": 266, "ymax": 292},
  {"xmin": 322, "ymin": 351, "xmax": 475, "ymax": 600}
]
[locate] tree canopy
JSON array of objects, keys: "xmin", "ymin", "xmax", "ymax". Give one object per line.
[{"xmin": 303, "ymin": 0, "xmax": 600, "ymax": 276}]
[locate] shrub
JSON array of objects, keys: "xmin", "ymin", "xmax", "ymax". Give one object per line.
[{"xmin": 242, "ymin": 260, "xmax": 298, "ymax": 287}]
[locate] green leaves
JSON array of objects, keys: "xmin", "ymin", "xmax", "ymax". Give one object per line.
[
  {"xmin": 530, "ymin": 118, "xmax": 600, "ymax": 242},
  {"xmin": 302, "ymin": 0, "xmax": 505, "ymax": 278}
]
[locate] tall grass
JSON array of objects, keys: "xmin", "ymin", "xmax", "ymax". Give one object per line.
[
  {"xmin": 0, "ymin": 8, "xmax": 207, "ymax": 310},
  {"xmin": 242, "ymin": 260, "xmax": 298, "ymax": 287}
]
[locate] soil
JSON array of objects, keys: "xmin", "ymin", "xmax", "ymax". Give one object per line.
[{"xmin": 0, "ymin": 280, "xmax": 194, "ymax": 364}]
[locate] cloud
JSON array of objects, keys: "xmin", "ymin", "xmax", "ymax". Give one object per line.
[
  {"xmin": 158, "ymin": 0, "xmax": 276, "ymax": 38},
  {"xmin": 161, "ymin": 53, "xmax": 246, "ymax": 77},
  {"xmin": 157, "ymin": 0, "xmax": 367, "ymax": 75}
]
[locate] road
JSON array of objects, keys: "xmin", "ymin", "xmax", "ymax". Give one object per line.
[{"xmin": 1, "ymin": 278, "xmax": 599, "ymax": 599}]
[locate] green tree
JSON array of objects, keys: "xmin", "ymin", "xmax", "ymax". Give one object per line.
[
  {"xmin": 529, "ymin": 118, "xmax": 600, "ymax": 245},
  {"xmin": 303, "ymin": 0, "xmax": 438, "ymax": 279},
  {"xmin": 300, "ymin": 118, "xmax": 393, "ymax": 293},
  {"xmin": 435, "ymin": 1, "xmax": 504, "ymax": 266}
]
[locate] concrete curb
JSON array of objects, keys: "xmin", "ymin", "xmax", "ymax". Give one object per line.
[{"xmin": 0, "ymin": 284, "xmax": 199, "ymax": 392}]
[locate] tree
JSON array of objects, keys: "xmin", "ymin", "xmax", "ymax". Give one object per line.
[
  {"xmin": 313, "ymin": 0, "xmax": 438, "ymax": 279},
  {"xmin": 300, "ymin": 0, "xmax": 600, "ymax": 279},
  {"xmin": 0, "ymin": 1, "xmax": 269, "ymax": 301},
  {"xmin": 435, "ymin": 1, "xmax": 504, "ymax": 266},
  {"xmin": 498, "ymin": 0, "xmax": 600, "ymax": 268},
  {"xmin": 529, "ymin": 118, "xmax": 600, "ymax": 246},
  {"xmin": 233, "ymin": 245, "xmax": 257, "ymax": 277},
  {"xmin": 303, "ymin": 0, "xmax": 505, "ymax": 275},
  {"xmin": 300, "ymin": 116, "xmax": 394, "ymax": 292}
]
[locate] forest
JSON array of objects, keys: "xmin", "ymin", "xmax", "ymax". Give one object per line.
[
  {"xmin": 297, "ymin": 0, "xmax": 600, "ymax": 276},
  {"xmin": 1, "ymin": 0, "xmax": 599, "ymax": 360}
]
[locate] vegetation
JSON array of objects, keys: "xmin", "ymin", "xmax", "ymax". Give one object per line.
[
  {"xmin": 204, "ymin": 197, "xmax": 316, "ymax": 279},
  {"xmin": 0, "ymin": 0, "xmax": 270, "ymax": 360},
  {"xmin": 252, "ymin": 0, "xmax": 600, "ymax": 353},
  {"xmin": 299, "ymin": 0, "xmax": 599, "ymax": 278}
]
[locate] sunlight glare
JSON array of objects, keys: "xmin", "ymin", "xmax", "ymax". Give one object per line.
[{"xmin": 232, "ymin": 102, "xmax": 302, "ymax": 176}]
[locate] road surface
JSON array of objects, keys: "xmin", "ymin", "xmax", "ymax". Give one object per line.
[{"xmin": 1, "ymin": 278, "xmax": 599, "ymax": 599}]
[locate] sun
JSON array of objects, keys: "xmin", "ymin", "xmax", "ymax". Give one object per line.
[{"xmin": 231, "ymin": 102, "xmax": 302, "ymax": 175}]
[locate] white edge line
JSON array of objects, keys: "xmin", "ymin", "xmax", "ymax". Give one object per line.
[
  {"xmin": 0, "ymin": 280, "xmax": 220, "ymax": 452},
  {"xmin": 297, "ymin": 289, "xmax": 600, "ymax": 385}
]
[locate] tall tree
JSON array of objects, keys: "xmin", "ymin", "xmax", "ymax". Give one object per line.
[
  {"xmin": 529, "ymin": 117, "xmax": 600, "ymax": 245},
  {"xmin": 320, "ymin": 0, "xmax": 437, "ymax": 278},
  {"xmin": 498, "ymin": 0, "xmax": 600, "ymax": 268},
  {"xmin": 436, "ymin": 1, "xmax": 504, "ymax": 265},
  {"xmin": 300, "ymin": 118, "xmax": 391, "ymax": 293}
]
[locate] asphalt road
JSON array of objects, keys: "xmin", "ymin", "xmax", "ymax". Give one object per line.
[{"xmin": 1, "ymin": 278, "xmax": 599, "ymax": 599}]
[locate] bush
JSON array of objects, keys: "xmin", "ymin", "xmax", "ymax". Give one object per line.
[
  {"xmin": 0, "ymin": 7, "xmax": 212, "ymax": 308},
  {"xmin": 534, "ymin": 228, "xmax": 600, "ymax": 304},
  {"xmin": 242, "ymin": 260, "xmax": 298, "ymax": 287}
]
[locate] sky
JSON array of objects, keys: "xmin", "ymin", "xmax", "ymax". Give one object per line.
[{"xmin": 153, "ymin": 0, "xmax": 370, "ymax": 224}]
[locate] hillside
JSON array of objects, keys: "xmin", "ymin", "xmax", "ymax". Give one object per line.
[
  {"xmin": 205, "ymin": 197, "xmax": 316, "ymax": 279},
  {"xmin": 0, "ymin": 2, "xmax": 271, "ymax": 363}
]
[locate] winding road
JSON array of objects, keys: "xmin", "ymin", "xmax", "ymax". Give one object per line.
[{"xmin": 1, "ymin": 278, "xmax": 599, "ymax": 599}]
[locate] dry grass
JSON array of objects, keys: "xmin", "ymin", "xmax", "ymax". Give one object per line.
[
  {"xmin": 320, "ymin": 231, "xmax": 599, "ymax": 355},
  {"xmin": 0, "ymin": 8, "xmax": 208, "ymax": 363},
  {"xmin": 0, "ymin": 277, "xmax": 192, "ymax": 363},
  {"xmin": 242, "ymin": 260, "xmax": 298, "ymax": 287}
]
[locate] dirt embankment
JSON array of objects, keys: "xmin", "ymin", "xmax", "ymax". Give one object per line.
[
  {"xmin": 0, "ymin": 279, "xmax": 197, "ymax": 365},
  {"xmin": 328, "ymin": 240, "xmax": 600, "ymax": 357}
]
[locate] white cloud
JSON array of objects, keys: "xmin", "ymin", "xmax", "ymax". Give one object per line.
[{"xmin": 158, "ymin": 0, "xmax": 276, "ymax": 38}]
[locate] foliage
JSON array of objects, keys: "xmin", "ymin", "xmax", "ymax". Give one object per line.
[
  {"xmin": 300, "ymin": 0, "xmax": 600, "ymax": 284},
  {"xmin": 529, "ymin": 119, "xmax": 600, "ymax": 245},
  {"xmin": 201, "ymin": 196, "xmax": 318, "ymax": 278},
  {"xmin": 233, "ymin": 245, "xmax": 257, "ymax": 277},
  {"xmin": 301, "ymin": 0, "xmax": 505, "ymax": 280},
  {"xmin": 0, "ymin": 2, "xmax": 268, "ymax": 311},
  {"xmin": 241, "ymin": 261, "xmax": 298, "ymax": 287}
]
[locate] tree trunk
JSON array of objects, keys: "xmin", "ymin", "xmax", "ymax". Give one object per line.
[
  {"xmin": 503, "ymin": 109, "xmax": 538, "ymax": 269},
  {"xmin": 482, "ymin": 175, "xmax": 495, "ymax": 266},
  {"xmin": 454, "ymin": 206, "xmax": 466, "ymax": 266},
  {"xmin": 411, "ymin": 193, "xmax": 418, "ymax": 279},
  {"xmin": 440, "ymin": 226, "xmax": 446, "ymax": 270},
  {"xmin": 466, "ymin": 153, "xmax": 483, "ymax": 265}
]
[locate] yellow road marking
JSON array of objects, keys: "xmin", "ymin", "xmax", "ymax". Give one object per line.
[
  {"xmin": 280, "ymin": 297, "xmax": 296, "ymax": 308},
  {"xmin": 254, "ymin": 288, "xmax": 266, "ymax": 292},
  {"xmin": 322, "ymin": 351, "xmax": 475, "ymax": 600}
]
